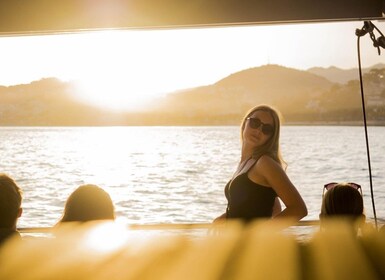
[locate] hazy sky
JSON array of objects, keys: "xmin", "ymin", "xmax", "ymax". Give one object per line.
[{"xmin": 1, "ymin": 20, "xmax": 384, "ymax": 110}]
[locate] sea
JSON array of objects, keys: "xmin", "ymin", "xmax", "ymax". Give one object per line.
[{"xmin": 1, "ymin": 126, "xmax": 384, "ymax": 230}]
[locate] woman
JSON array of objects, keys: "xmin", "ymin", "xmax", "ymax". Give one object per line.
[
  {"xmin": 58, "ymin": 184, "xmax": 115, "ymax": 223},
  {"xmin": 320, "ymin": 182, "xmax": 365, "ymax": 220},
  {"xmin": 0, "ymin": 174, "xmax": 23, "ymax": 245},
  {"xmin": 319, "ymin": 182, "xmax": 365, "ymax": 235},
  {"xmin": 214, "ymin": 105, "xmax": 307, "ymax": 223}
]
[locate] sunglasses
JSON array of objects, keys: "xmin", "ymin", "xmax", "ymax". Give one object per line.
[
  {"xmin": 323, "ymin": 182, "xmax": 362, "ymax": 196},
  {"xmin": 246, "ymin": 117, "xmax": 274, "ymax": 135}
]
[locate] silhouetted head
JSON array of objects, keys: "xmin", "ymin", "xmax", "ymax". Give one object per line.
[
  {"xmin": 240, "ymin": 104, "xmax": 284, "ymax": 166},
  {"xmin": 320, "ymin": 183, "xmax": 364, "ymax": 219},
  {"xmin": 0, "ymin": 174, "xmax": 23, "ymax": 229},
  {"xmin": 60, "ymin": 184, "xmax": 115, "ymax": 223}
]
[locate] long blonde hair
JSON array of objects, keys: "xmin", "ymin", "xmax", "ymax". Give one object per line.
[{"xmin": 240, "ymin": 104, "xmax": 286, "ymax": 168}]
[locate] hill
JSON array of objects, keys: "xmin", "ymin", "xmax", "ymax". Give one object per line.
[
  {"xmin": 150, "ymin": 64, "xmax": 334, "ymax": 124},
  {"xmin": 1, "ymin": 65, "xmax": 384, "ymax": 125},
  {"xmin": 150, "ymin": 64, "xmax": 385, "ymax": 124},
  {"xmin": 307, "ymin": 63, "xmax": 385, "ymax": 84},
  {"xmin": 0, "ymin": 78, "xmax": 122, "ymax": 125}
]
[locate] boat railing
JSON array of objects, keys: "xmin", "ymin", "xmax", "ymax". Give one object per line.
[
  {"xmin": 4, "ymin": 218, "xmax": 384, "ymax": 280},
  {"xmin": 18, "ymin": 219, "xmax": 320, "ymax": 233}
]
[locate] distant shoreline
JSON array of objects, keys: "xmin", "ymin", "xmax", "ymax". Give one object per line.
[{"xmin": 285, "ymin": 121, "xmax": 385, "ymax": 126}]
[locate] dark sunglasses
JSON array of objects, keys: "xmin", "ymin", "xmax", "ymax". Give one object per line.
[
  {"xmin": 323, "ymin": 182, "xmax": 362, "ymax": 196},
  {"xmin": 246, "ymin": 117, "xmax": 274, "ymax": 135}
]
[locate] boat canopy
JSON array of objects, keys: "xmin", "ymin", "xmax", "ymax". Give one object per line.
[{"xmin": 0, "ymin": 0, "xmax": 384, "ymax": 35}]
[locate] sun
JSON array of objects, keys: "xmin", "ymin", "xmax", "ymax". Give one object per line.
[
  {"xmin": 61, "ymin": 30, "xmax": 166, "ymax": 112},
  {"xmin": 72, "ymin": 77, "xmax": 160, "ymax": 112}
]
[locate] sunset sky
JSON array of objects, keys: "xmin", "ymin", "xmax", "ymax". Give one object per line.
[{"xmin": 0, "ymin": 20, "xmax": 384, "ymax": 110}]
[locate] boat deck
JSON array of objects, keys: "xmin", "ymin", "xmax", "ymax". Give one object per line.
[{"xmin": 1, "ymin": 219, "xmax": 384, "ymax": 279}]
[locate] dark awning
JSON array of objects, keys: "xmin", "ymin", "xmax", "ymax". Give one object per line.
[{"xmin": 0, "ymin": 0, "xmax": 384, "ymax": 35}]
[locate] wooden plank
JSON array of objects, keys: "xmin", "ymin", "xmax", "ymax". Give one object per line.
[
  {"xmin": 304, "ymin": 220, "xmax": 379, "ymax": 280},
  {"xmin": 224, "ymin": 220, "xmax": 301, "ymax": 280},
  {"xmin": 360, "ymin": 224, "xmax": 385, "ymax": 279}
]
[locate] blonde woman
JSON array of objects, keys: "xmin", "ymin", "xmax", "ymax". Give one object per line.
[{"xmin": 214, "ymin": 105, "xmax": 307, "ymax": 223}]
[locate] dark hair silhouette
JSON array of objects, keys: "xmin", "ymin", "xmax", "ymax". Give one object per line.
[
  {"xmin": 321, "ymin": 183, "xmax": 364, "ymax": 218},
  {"xmin": 60, "ymin": 184, "xmax": 115, "ymax": 223},
  {"xmin": 0, "ymin": 174, "xmax": 22, "ymax": 228}
]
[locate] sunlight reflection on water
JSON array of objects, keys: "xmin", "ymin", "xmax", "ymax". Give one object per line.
[{"xmin": 0, "ymin": 126, "xmax": 384, "ymax": 229}]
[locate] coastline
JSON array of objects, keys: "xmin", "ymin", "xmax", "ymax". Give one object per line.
[{"xmin": 285, "ymin": 120, "xmax": 385, "ymax": 126}]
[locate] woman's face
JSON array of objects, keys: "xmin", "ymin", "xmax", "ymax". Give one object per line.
[{"xmin": 242, "ymin": 110, "xmax": 274, "ymax": 149}]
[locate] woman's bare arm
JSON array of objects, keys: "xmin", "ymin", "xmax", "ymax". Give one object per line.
[{"xmin": 255, "ymin": 155, "xmax": 307, "ymax": 220}]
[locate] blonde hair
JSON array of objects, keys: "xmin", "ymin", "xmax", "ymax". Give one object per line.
[{"xmin": 241, "ymin": 104, "xmax": 286, "ymax": 168}]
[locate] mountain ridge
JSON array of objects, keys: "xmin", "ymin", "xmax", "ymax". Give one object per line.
[
  {"xmin": 1, "ymin": 64, "xmax": 384, "ymax": 125},
  {"xmin": 307, "ymin": 63, "xmax": 385, "ymax": 84}
]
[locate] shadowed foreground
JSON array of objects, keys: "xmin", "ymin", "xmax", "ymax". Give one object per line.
[{"xmin": 0, "ymin": 220, "xmax": 384, "ymax": 280}]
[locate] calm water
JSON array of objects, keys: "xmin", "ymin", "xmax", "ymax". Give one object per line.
[{"xmin": 1, "ymin": 126, "xmax": 384, "ymax": 228}]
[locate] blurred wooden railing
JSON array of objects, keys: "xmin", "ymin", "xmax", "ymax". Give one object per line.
[
  {"xmin": 2, "ymin": 219, "xmax": 384, "ymax": 280},
  {"xmin": 18, "ymin": 220, "xmax": 320, "ymax": 233}
]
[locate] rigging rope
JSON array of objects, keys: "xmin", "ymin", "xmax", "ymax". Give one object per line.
[{"xmin": 355, "ymin": 21, "xmax": 384, "ymax": 229}]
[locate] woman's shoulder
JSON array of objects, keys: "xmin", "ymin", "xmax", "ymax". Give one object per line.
[
  {"xmin": 255, "ymin": 154, "xmax": 281, "ymax": 170},
  {"xmin": 249, "ymin": 154, "xmax": 283, "ymax": 185},
  {"xmin": 256, "ymin": 154, "xmax": 275, "ymax": 164}
]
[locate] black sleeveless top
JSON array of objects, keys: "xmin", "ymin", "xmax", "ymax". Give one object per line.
[{"xmin": 225, "ymin": 172, "xmax": 277, "ymax": 222}]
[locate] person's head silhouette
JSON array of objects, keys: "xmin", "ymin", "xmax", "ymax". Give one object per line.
[{"xmin": 59, "ymin": 184, "xmax": 115, "ymax": 223}]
